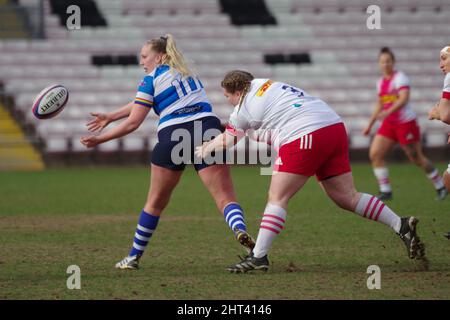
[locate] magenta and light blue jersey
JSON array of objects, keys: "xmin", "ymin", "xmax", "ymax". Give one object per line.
[{"xmin": 134, "ymin": 64, "xmax": 217, "ymax": 131}]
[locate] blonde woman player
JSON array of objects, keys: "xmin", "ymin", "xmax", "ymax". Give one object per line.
[
  {"xmin": 196, "ymin": 70, "xmax": 426, "ymax": 273},
  {"xmin": 428, "ymin": 45, "xmax": 450, "ymax": 239},
  {"xmin": 363, "ymin": 47, "xmax": 447, "ymax": 201},
  {"xmin": 80, "ymin": 35, "xmax": 255, "ymax": 269}
]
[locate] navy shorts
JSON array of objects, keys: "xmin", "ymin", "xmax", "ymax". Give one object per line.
[{"xmin": 151, "ymin": 116, "xmax": 226, "ymax": 171}]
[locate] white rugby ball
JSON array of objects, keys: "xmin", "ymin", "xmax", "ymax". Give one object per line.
[{"xmin": 32, "ymin": 84, "xmax": 69, "ymax": 119}]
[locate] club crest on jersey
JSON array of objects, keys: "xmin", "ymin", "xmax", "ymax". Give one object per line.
[
  {"xmin": 380, "ymin": 94, "xmax": 397, "ymax": 104},
  {"xmin": 256, "ymin": 80, "xmax": 273, "ymax": 97},
  {"xmin": 406, "ymin": 132, "xmax": 414, "ymax": 140}
]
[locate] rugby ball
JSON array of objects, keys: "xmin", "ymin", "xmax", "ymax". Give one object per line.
[{"xmin": 32, "ymin": 84, "xmax": 69, "ymax": 119}]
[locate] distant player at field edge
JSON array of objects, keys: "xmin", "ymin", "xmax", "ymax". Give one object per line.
[{"xmin": 363, "ymin": 47, "xmax": 447, "ymax": 201}]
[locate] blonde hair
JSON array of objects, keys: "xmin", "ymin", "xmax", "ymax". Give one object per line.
[
  {"xmin": 441, "ymin": 45, "xmax": 450, "ymax": 56},
  {"xmin": 146, "ymin": 34, "xmax": 193, "ymax": 77},
  {"xmin": 221, "ymin": 70, "xmax": 254, "ymax": 109}
]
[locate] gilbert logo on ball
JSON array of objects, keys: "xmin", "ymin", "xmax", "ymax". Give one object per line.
[{"xmin": 32, "ymin": 84, "xmax": 69, "ymax": 119}]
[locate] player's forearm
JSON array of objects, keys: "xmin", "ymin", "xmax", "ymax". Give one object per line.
[
  {"xmin": 109, "ymin": 102, "xmax": 134, "ymax": 121},
  {"xmin": 437, "ymin": 98, "xmax": 450, "ymax": 124},
  {"xmin": 386, "ymin": 98, "xmax": 407, "ymax": 115},
  {"xmin": 97, "ymin": 118, "xmax": 139, "ymax": 143},
  {"xmin": 204, "ymin": 133, "xmax": 236, "ymax": 154},
  {"xmin": 369, "ymin": 102, "xmax": 382, "ymax": 124}
]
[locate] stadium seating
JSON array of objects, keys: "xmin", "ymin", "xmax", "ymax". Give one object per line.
[{"xmin": 0, "ymin": 0, "xmax": 449, "ymax": 157}]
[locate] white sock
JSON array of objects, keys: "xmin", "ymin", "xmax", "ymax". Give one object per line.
[
  {"xmin": 252, "ymin": 203, "xmax": 287, "ymax": 258},
  {"xmin": 373, "ymin": 167, "xmax": 392, "ymax": 193},
  {"xmin": 427, "ymin": 169, "xmax": 445, "ymax": 190},
  {"xmin": 354, "ymin": 193, "xmax": 401, "ymax": 233}
]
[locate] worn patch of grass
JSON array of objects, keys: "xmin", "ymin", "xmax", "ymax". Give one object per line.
[{"xmin": 1, "ymin": 164, "xmax": 449, "ymax": 299}]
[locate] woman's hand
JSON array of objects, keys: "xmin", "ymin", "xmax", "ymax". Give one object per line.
[
  {"xmin": 195, "ymin": 141, "xmax": 211, "ymax": 159},
  {"xmin": 80, "ymin": 135, "xmax": 101, "ymax": 148},
  {"xmin": 86, "ymin": 112, "xmax": 112, "ymax": 132},
  {"xmin": 428, "ymin": 103, "xmax": 440, "ymax": 120},
  {"xmin": 362, "ymin": 124, "xmax": 372, "ymax": 136}
]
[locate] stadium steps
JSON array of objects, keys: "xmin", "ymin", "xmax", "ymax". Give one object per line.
[
  {"xmin": 0, "ymin": 103, "xmax": 44, "ymax": 171},
  {"xmin": 0, "ymin": 3, "xmax": 29, "ymax": 39}
]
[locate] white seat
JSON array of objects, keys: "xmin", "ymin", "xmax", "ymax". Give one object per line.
[
  {"xmin": 123, "ymin": 136, "xmax": 145, "ymax": 151},
  {"xmin": 98, "ymin": 139, "xmax": 120, "ymax": 151},
  {"xmin": 46, "ymin": 137, "xmax": 68, "ymax": 152},
  {"xmin": 71, "ymin": 137, "xmax": 88, "ymax": 152},
  {"xmin": 426, "ymin": 132, "xmax": 448, "ymax": 147}
]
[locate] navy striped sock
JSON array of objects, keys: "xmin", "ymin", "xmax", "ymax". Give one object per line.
[
  {"xmin": 224, "ymin": 203, "xmax": 246, "ymax": 232},
  {"xmin": 129, "ymin": 210, "xmax": 159, "ymax": 257}
]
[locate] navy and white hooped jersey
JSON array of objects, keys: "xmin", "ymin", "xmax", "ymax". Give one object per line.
[{"xmin": 134, "ymin": 64, "xmax": 217, "ymax": 131}]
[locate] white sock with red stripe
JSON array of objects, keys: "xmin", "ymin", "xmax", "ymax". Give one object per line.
[
  {"xmin": 373, "ymin": 167, "xmax": 392, "ymax": 193},
  {"xmin": 354, "ymin": 193, "xmax": 401, "ymax": 233},
  {"xmin": 252, "ymin": 203, "xmax": 287, "ymax": 259},
  {"xmin": 427, "ymin": 169, "xmax": 445, "ymax": 190}
]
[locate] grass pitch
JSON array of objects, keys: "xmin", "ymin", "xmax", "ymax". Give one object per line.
[{"xmin": 1, "ymin": 164, "xmax": 449, "ymax": 299}]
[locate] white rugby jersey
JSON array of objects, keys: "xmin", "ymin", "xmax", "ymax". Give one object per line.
[
  {"xmin": 226, "ymin": 79, "xmax": 342, "ymax": 149},
  {"xmin": 135, "ymin": 64, "xmax": 217, "ymax": 131},
  {"xmin": 443, "ymin": 72, "xmax": 450, "ymax": 100},
  {"xmin": 376, "ymin": 71, "xmax": 416, "ymax": 124}
]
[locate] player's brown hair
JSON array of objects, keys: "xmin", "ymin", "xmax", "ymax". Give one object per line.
[
  {"xmin": 146, "ymin": 34, "xmax": 193, "ymax": 77},
  {"xmin": 221, "ymin": 70, "xmax": 255, "ymax": 109},
  {"xmin": 221, "ymin": 70, "xmax": 254, "ymax": 93},
  {"xmin": 379, "ymin": 47, "xmax": 395, "ymax": 62}
]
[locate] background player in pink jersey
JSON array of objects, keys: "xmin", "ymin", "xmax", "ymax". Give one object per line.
[
  {"xmin": 196, "ymin": 70, "xmax": 427, "ymax": 273},
  {"xmin": 428, "ymin": 45, "xmax": 450, "ymax": 239},
  {"xmin": 363, "ymin": 47, "xmax": 447, "ymax": 201}
]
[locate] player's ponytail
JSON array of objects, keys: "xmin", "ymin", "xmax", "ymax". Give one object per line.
[
  {"xmin": 147, "ymin": 34, "xmax": 194, "ymax": 77},
  {"xmin": 221, "ymin": 70, "xmax": 254, "ymax": 109},
  {"xmin": 163, "ymin": 34, "xmax": 193, "ymax": 77}
]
